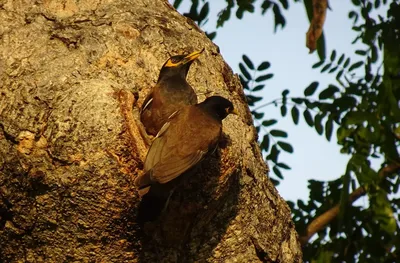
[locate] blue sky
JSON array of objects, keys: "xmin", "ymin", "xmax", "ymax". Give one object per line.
[{"xmin": 175, "ymin": 1, "xmax": 382, "ymax": 202}]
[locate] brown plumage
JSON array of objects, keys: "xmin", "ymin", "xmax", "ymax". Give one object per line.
[
  {"xmin": 140, "ymin": 49, "xmax": 204, "ymax": 136},
  {"xmin": 135, "ymin": 96, "xmax": 236, "ymax": 222}
]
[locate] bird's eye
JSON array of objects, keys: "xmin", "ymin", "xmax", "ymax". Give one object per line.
[{"xmin": 170, "ymin": 57, "xmax": 181, "ymax": 64}]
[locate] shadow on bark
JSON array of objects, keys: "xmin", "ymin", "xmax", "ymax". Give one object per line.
[{"xmin": 119, "ymin": 142, "xmax": 240, "ymax": 262}]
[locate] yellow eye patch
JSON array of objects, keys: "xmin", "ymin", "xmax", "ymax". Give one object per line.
[{"xmin": 164, "ymin": 59, "xmax": 183, "ymax": 67}]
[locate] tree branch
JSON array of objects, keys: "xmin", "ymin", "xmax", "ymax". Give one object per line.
[{"xmin": 299, "ymin": 162, "xmax": 400, "ymax": 246}]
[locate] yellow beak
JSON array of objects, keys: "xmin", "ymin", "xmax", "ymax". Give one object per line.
[{"xmin": 183, "ymin": 48, "xmax": 205, "ymax": 64}]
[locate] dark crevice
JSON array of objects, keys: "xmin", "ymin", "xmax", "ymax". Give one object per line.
[
  {"xmin": 40, "ymin": 13, "xmax": 57, "ymax": 22},
  {"xmin": 0, "ymin": 195, "xmax": 14, "ymax": 229},
  {"xmin": 45, "ymin": 149, "xmax": 73, "ymax": 166},
  {"xmin": 0, "ymin": 123, "xmax": 18, "ymax": 144},
  {"xmin": 251, "ymin": 237, "xmax": 272, "ymax": 263}
]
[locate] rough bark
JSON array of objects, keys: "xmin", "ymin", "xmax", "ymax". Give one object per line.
[{"xmin": 0, "ymin": 0, "xmax": 302, "ymax": 262}]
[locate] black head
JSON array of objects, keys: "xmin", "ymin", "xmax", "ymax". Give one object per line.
[
  {"xmin": 199, "ymin": 96, "xmax": 237, "ymax": 121},
  {"xmin": 158, "ymin": 49, "xmax": 204, "ymax": 81}
]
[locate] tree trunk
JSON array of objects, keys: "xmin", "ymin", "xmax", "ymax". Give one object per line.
[{"xmin": 0, "ymin": 0, "xmax": 302, "ymax": 262}]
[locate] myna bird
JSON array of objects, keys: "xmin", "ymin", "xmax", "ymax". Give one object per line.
[
  {"xmin": 135, "ymin": 96, "xmax": 237, "ymax": 222},
  {"xmin": 140, "ymin": 49, "xmax": 204, "ymax": 136}
]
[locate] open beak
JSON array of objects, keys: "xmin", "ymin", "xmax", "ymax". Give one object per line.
[{"xmin": 183, "ymin": 48, "xmax": 205, "ymax": 64}]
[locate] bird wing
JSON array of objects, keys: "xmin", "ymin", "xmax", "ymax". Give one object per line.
[
  {"xmin": 150, "ymin": 149, "xmax": 207, "ymax": 184},
  {"xmin": 140, "ymin": 89, "xmax": 154, "ymax": 114},
  {"xmin": 143, "ymin": 110, "xmax": 179, "ymax": 171},
  {"xmin": 138, "ymin": 107, "xmax": 220, "ymax": 188},
  {"xmin": 136, "ymin": 125, "xmax": 206, "ymax": 189}
]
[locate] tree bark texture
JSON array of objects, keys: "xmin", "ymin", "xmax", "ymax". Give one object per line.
[{"xmin": 0, "ymin": 0, "xmax": 302, "ymax": 262}]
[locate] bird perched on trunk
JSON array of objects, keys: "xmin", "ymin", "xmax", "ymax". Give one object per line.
[
  {"xmin": 140, "ymin": 49, "xmax": 204, "ymax": 136},
  {"xmin": 135, "ymin": 96, "xmax": 237, "ymax": 222}
]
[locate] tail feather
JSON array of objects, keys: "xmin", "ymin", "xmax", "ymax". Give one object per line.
[
  {"xmin": 136, "ymin": 181, "xmax": 177, "ymax": 225},
  {"xmin": 137, "ymin": 192, "xmax": 168, "ymax": 225}
]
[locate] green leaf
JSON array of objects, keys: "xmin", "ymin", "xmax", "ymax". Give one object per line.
[
  {"xmin": 173, "ymin": 0, "xmax": 183, "ymax": 9},
  {"xmin": 336, "ymin": 70, "xmax": 344, "ymax": 80},
  {"xmin": 268, "ymin": 144, "xmax": 280, "ymax": 162},
  {"xmin": 337, "ymin": 126, "xmax": 354, "ymax": 142},
  {"xmin": 335, "ymin": 95, "xmax": 357, "ymax": 110},
  {"xmin": 239, "ymin": 75, "xmax": 248, "ymax": 89},
  {"xmin": 239, "ymin": 63, "xmax": 252, "ymax": 80},
  {"xmin": 338, "ymin": 170, "xmax": 351, "ymax": 234},
  {"xmin": 370, "ymin": 189, "xmax": 397, "ymax": 236},
  {"xmin": 319, "ymin": 85, "xmax": 340, "ymax": 100},
  {"xmin": 344, "ymin": 111, "xmax": 366, "ymax": 125},
  {"xmin": 242, "ymin": 55, "xmax": 254, "ymax": 70},
  {"xmin": 277, "ymin": 162, "xmax": 291, "ymax": 169},
  {"xmin": 255, "ymin": 73, "xmax": 274, "ymax": 82},
  {"xmin": 257, "ymin": 61, "xmax": 271, "ymax": 70},
  {"xmin": 314, "ymin": 114, "xmax": 324, "ymax": 135},
  {"xmin": 270, "ymin": 130, "xmax": 288, "ymax": 138},
  {"xmin": 282, "ymin": 89, "xmax": 289, "ymax": 96},
  {"xmin": 337, "ymin": 54, "xmax": 345, "ymax": 65},
  {"xmin": 278, "ymin": 141, "xmax": 293, "ymax": 153},
  {"xmin": 244, "ymin": 3, "xmax": 255, "ymax": 12},
  {"xmin": 348, "ymin": 61, "xmax": 364, "ymax": 71},
  {"xmin": 291, "ymin": 106, "xmax": 299, "ymax": 125},
  {"xmin": 272, "ymin": 3, "xmax": 286, "ymax": 31},
  {"xmin": 273, "ymin": 166, "xmax": 283, "ymax": 179},
  {"xmin": 278, "ymin": 0, "xmax": 289, "ymax": 9},
  {"xmin": 251, "ymin": 111, "xmax": 264, "ymax": 120},
  {"xmin": 246, "ymin": 95, "xmax": 262, "ymax": 106},
  {"xmin": 252, "ymin": 84, "xmax": 264, "ymax": 92},
  {"xmin": 199, "ymin": 2, "xmax": 210, "ymax": 22},
  {"xmin": 328, "ymin": 66, "xmax": 338, "ymax": 73},
  {"xmin": 304, "ymin": 81, "xmax": 319, "ymax": 96},
  {"xmin": 315, "ymin": 250, "xmax": 334, "ymax": 263},
  {"xmin": 260, "ymin": 134, "xmax": 270, "ymax": 152},
  {"xmin": 343, "ymin": 58, "xmax": 351, "ymax": 68},
  {"xmin": 395, "ymin": 126, "xmax": 400, "ymax": 138},
  {"xmin": 304, "ymin": 0, "xmax": 313, "ymax": 21},
  {"xmin": 280, "ymin": 105, "xmax": 287, "ymax": 117},
  {"xmin": 217, "ymin": 4, "xmax": 232, "ymax": 27},
  {"xmin": 303, "ymin": 110, "xmax": 314, "ymax": 127},
  {"xmin": 291, "ymin": 98, "xmax": 304, "ymax": 104},
  {"xmin": 325, "ymin": 118, "xmax": 333, "ymax": 141},
  {"xmin": 312, "ymin": 60, "xmax": 324, "ymax": 68},
  {"xmin": 330, "ymin": 50, "xmax": 336, "ymax": 61},
  {"xmin": 317, "ymin": 32, "xmax": 326, "ymax": 60},
  {"xmin": 262, "ymin": 119, "xmax": 278, "ymax": 126},
  {"xmin": 321, "ymin": 63, "xmax": 332, "ymax": 73},
  {"xmin": 236, "ymin": 8, "xmax": 244, "ymax": 19},
  {"xmin": 297, "ymin": 199, "xmax": 308, "ymax": 211},
  {"xmin": 355, "ymin": 49, "xmax": 367, "ymax": 56},
  {"xmin": 371, "ymin": 44, "xmax": 378, "ymax": 63},
  {"xmin": 349, "ymin": 10, "xmax": 359, "ymax": 23},
  {"xmin": 206, "ymin": 31, "xmax": 216, "ymax": 40},
  {"xmin": 305, "ymin": 100, "xmax": 320, "ymax": 109}
]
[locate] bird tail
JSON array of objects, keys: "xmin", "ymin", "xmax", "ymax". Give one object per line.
[{"xmin": 137, "ymin": 189, "xmax": 171, "ymax": 225}]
